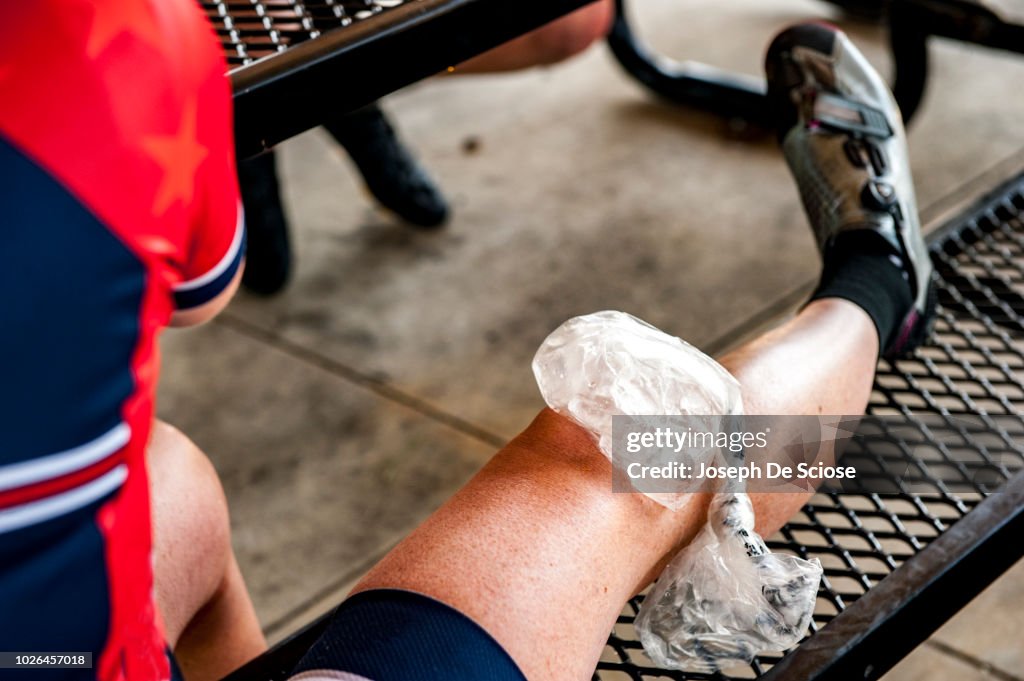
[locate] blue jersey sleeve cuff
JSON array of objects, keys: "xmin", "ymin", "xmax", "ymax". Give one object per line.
[{"xmin": 173, "ymin": 213, "xmax": 246, "ymax": 310}]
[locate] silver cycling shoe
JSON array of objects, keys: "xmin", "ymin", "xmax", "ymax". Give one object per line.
[{"xmin": 765, "ymin": 22, "xmax": 936, "ymax": 357}]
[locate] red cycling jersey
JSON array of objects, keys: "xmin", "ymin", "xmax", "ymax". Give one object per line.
[{"xmin": 0, "ymin": 2, "xmax": 242, "ymax": 678}]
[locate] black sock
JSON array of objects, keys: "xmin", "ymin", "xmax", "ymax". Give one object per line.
[{"xmin": 809, "ymin": 230, "xmax": 913, "ymax": 354}]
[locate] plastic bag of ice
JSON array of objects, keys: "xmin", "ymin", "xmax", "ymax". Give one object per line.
[
  {"xmin": 635, "ymin": 494, "xmax": 822, "ymax": 672},
  {"xmin": 531, "ymin": 311, "xmax": 822, "ymax": 672}
]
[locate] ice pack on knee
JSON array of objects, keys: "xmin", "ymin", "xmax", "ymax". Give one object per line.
[
  {"xmin": 532, "ymin": 310, "xmax": 742, "ymax": 470},
  {"xmin": 532, "ymin": 311, "xmax": 822, "ymax": 672}
]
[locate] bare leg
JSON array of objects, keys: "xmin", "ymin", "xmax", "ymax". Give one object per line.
[
  {"xmin": 351, "ymin": 298, "xmax": 878, "ymax": 680},
  {"xmin": 149, "ymin": 421, "xmax": 267, "ymax": 681},
  {"xmin": 454, "ymin": 0, "xmax": 614, "ymax": 73}
]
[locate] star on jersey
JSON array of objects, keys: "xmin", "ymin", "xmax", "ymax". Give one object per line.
[
  {"xmin": 85, "ymin": 0, "xmax": 164, "ymax": 58},
  {"xmin": 142, "ymin": 98, "xmax": 208, "ymax": 215}
]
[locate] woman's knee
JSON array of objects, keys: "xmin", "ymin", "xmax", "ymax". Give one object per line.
[
  {"xmin": 528, "ymin": 0, "xmax": 615, "ymax": 65},
  {"xmin": 148, "ymin": 421, "xmax": 233, "ymax": 647}
]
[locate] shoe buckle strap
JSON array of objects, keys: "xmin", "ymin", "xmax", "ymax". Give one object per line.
[{"xmin": 812, "ymin": 91, "xmax": 893, "ymax": 139}]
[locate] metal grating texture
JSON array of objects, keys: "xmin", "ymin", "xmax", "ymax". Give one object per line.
[
  {"xmin": 201, "ymin": 1, "xmax": 412, "ymax": 68},
  {"xmin": 594, "ymin": 174, "xmax": 1024, "ymax": 680}
]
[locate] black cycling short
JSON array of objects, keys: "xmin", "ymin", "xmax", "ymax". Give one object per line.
[
  {"xmin": 168, "ymin": 647, "xmax": 185, "ymax": 681},
  {"xmin": 291, "ymin": 589, "xmax": 526, "ymax": 681}
]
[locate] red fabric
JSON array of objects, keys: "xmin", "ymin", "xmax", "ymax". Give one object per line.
[{"xmin": 0, "ymin": 2, "xmax": 240, "ymax": 678}]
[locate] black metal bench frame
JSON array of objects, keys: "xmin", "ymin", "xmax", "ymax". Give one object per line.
[{"xmin": 216, "ymin": 0, "xmax": 595, "ymax": 157}]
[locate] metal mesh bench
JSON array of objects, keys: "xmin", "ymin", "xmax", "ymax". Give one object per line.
[
  {"xmin": 200, "ymin": 0, "xmax": 595, "ymax": 157},
  {"xmin": 221, "ymin": 164, "xmax": 1024, "ymax": 680}
]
